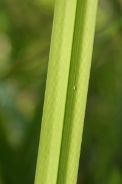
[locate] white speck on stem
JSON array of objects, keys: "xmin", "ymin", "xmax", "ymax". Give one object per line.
[{"xmin": 74, "ymin": 86, "xmax": 77, "ymax": 90}]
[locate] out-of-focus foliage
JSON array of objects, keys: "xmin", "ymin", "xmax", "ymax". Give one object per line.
[
  {"xmin": 0, "ymin": 0, "xmax": 53, "ymax": 183},
  {"xmin": 0, "ymin": 0, "xmax": 121, "ymax": 184}
]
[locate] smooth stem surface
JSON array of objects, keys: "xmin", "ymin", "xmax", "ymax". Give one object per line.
[{"xmin": 34, "ymin": 0, "xmax": 77, "ymax": 184}]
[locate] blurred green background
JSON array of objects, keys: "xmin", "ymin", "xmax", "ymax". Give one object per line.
[{"xmin": 0, "ymin": 0, "xmax": 122, "ymax": 183}]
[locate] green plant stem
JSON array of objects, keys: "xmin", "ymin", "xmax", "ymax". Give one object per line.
[
  {"xmin": 35, "ymin": 0, "xmax": 98, "ymax": 184},
  {"xmin": 34, "ymin": 0, "xmax": 77, "ymax": 184},
  {"xmin": 57, "ymin": 0, "xmax": 98, "ymax": 184}
]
